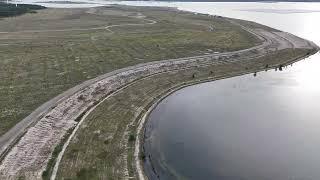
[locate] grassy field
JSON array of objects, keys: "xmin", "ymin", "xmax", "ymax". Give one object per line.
[
  {"xmin": 55, "ymin": 48, "xmax": 310, "ymax": 180},
  {"xmin": 0, "ymin": 5, "xmax": 261, "ymax": 136}
]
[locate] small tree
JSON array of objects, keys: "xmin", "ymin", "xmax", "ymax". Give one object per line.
[
  {"xmin": 192, "ymin": 73, "xmax": 196, "ymax": 79},
  {"xmin": 140, "ymin": 152, "xmax": 146, "ymax": 161},
  {"xmin": 77, "ymin": 94, "xmax": 85, "ymax": 101},
  {"xmin": 279, "ymin": 64, "xmax": 284, "ymax": 71}
]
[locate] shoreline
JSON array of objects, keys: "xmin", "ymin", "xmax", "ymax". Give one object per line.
[{"xmin": 136, "ymin": 49, "xmax": 319, "ymax": 180}]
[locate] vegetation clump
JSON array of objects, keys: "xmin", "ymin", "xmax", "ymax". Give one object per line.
[
  {"xmin": 76, "ymin": 167, "xmax": 98, "ymax": 180},
  {"xmin": 279, "ymin": 64, "xmax": 284, "ymax": 71},
  {"xmin": 129, "ymin": 134, "xmax": 136, "ymax": 142},
  {"xmin": 140, "ymin": 151, "xmax": 146, "ymax": 161}
]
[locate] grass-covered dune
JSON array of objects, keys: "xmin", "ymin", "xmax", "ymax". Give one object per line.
[{"xmin": 0, "ymin": 2, "xmax": 45, "ymax": 18}]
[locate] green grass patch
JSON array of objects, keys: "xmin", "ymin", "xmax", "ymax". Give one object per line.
[{"xmin": 0, "ymin": 6, "xmax": 261, "ymax": 136}]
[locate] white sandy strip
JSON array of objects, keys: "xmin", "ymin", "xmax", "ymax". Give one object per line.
[
  {"xmin": 0, "ymin": 52, "xmax": 236, "ymax": 179},
  {"xmin": 49, "ymin": 103, "xmax": 98, "ymax": 180},
  {"xmin": 50, "ymin": 89, "xmax": 112, "ymax": 180}
]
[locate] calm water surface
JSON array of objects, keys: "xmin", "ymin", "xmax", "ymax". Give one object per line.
[
  {"xmin": 18, "ymin": 1, "xmax": 320, "ymax": 179},
  {"xmin": 138, "ymin": 2, "xmax": 320, "ymax": 180}
]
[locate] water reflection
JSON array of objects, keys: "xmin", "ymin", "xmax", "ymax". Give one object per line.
[
  {"xmin": 144, "ymin": 53, "xmax": 320, "ymax": 179},
  {"xmin": 140, "ymin": 2, "xmax": 320, "ymax": 180},
  {"xmin": 293, "ymin": 57, "xmax": 320, "ymax": 92}
]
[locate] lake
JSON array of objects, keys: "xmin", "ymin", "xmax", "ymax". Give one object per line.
[
  {"xmin": 16, "ymin": 0, "xmax": 320, "ymax": 179},
  {"xmin": 137, "ymin": 2, "xmax": 320, "ymax": 180}
]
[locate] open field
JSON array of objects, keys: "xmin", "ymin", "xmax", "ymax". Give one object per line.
[
  {"xmin": 0, "ymin": 5, "xmax": 260, "ymax": 136},
  {"xmin": 0, "ymin": 4, "xmax": 318, "ymax": 180}
]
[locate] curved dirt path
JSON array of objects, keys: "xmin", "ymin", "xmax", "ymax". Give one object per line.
[
  {"xmin": 0, "ymin": 18, "xmax": 156, "ymax": 34},
  {"xmin": 0, "ymin": 13, "xmax": 157, "ymax": 158}
]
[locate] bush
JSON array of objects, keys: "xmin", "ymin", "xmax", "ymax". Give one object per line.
[
  {"xmin": 140, "ymin": 151, "xmax": 146, "ymax": 161},
  {"xmin": 76, "ymin": 167, "xmax": 98, "ymax": 180},
  {"xmin": 128, "ymin": 134, "xmax": 136, "ymax": 142}
]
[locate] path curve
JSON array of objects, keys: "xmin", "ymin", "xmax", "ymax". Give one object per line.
[{"xmin": 0, "ymin": 12, "xmax": 157, "ymax": 159}]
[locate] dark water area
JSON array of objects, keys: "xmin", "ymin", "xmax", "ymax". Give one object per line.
[
  {"xmin": 144, "ymin": 57, "xmax": 320, "ymax": 179},
  {"xmin": 142, "ymin": 2, "xmax": 320, "ymax": 180}
]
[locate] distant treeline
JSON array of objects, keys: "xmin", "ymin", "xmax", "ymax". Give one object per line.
[
  {"xmin": 132, "ymin": 0, "xmax": 320, "ymax": 1},
  {"xmin": 0, "ymin": 3, "xmax": 46, "ymax": 18}
]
